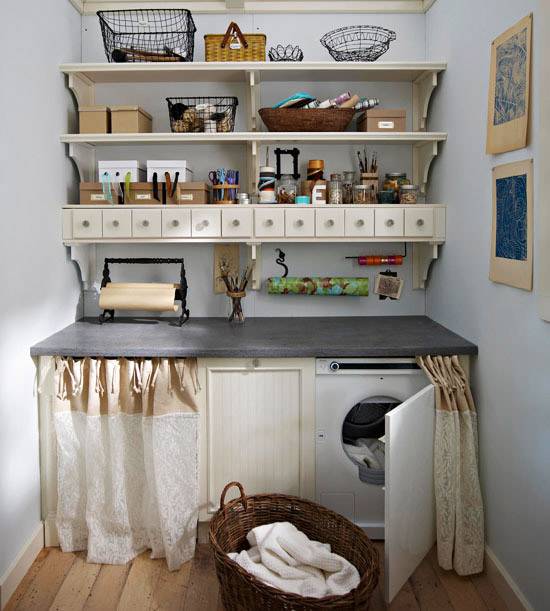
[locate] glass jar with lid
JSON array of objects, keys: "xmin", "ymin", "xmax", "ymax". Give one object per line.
[
  {"xmin": 383, "ymin": 172, "xmax": 410, "ymax": 203},
  {"xmin": 342, "ymin": 171, "xmax": 356, "ymax": 205},
  {"xmin": 276, "ymin": 174, "xmax": 298, "ymax": 204},
  {"xmin": 328, "ymin": 173, "xmax": 343, "ymax": 205},
  {"xmin": 399, "ymin": 184, "xmax": 420, "ymax": 204}
]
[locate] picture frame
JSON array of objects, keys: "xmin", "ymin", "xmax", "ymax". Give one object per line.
[
  {"xmin": 486, "ymin": 14, "xmax": 532, "ymax": 154},
  {"xmin": 490, "ymin": 159, "xmax": 533, "ymax": 290}
]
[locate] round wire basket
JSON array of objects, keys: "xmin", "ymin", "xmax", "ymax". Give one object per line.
[{"xmin": 320, "ymin": 25, "xmax": 396, "ymax": 62}]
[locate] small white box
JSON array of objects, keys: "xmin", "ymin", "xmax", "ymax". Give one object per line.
[
  {"xmin": 147, "ymin": 160, "xmax": 193, "ymax": 183},
  {"xmin": 98, "ymin": 160, "xmax": 146, "ymax": 182}
]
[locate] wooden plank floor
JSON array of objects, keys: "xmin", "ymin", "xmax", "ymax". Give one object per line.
[{"xmin": 5, "ymin": 544, "xmax": 508, "ymax": 611}]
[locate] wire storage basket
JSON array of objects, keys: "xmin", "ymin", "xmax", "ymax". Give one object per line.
[
  {"xmin": 210, "ymin": 482, "xmax": 380, "ymax": 611},
  {"xmin": 167, "ymin": 97, "xmax": 238, "ymax": 133},
  {"xmin": 98, "ymin": 9, "xmax": 196, "ymax": 63},
  {"xmin": 321, "ymin": 25, "xmax": 396, "ymax": 62}
]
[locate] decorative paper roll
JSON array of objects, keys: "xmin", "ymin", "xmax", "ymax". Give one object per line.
[
  {"xmin": 98, "ymin": 283, "xmax": 178, "ymax": 312},
  {"xmin": 267, "ymin": 277, "xmax": 369, "ymax": 296}
]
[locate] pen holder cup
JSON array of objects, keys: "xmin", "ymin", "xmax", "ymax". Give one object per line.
[
  {"xmin": 213, "ymin": 183, "xmax": 240, "ymax": 205},
  {"xmin": 227, "ymin": 290, "xmax": 246, "ymax": 323}
]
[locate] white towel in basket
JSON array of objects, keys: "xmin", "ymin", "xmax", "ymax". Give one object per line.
[{"xmin": 228, "ymin": 521, "xmax": 360, "ymax": 598}]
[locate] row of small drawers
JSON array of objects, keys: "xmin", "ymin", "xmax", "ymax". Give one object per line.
[{"xmin": 63, "ymin": 206, "xmax": 441, "ymax": 240}]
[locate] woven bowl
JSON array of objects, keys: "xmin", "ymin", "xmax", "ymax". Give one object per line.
[
  {"xmin": 259, "ymin": 107, "xmax": 355, "ymax": 132},
  {"xmin": 210, "ymin": 482, "xmax": 380, "ymax": 611}
]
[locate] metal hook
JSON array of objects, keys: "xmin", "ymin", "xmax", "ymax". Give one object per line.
[{"xmin": 275, "ymin": 249, "xmax": 289, "ymax": 278}]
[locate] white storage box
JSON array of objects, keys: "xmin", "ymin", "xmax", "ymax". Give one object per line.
[
  {"xmin": 98, "ymin": 160, "xmax": 146, "ymax": 182},
  {"xmin": 147, "ymin": 160, "xmax": 193, "ymax": 183}
]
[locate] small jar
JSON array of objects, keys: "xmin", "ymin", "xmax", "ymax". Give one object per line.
[
  {"xmin": 328, "ymin": 173, "xmax": 343, "ymax": 205},
  {"xmin": 399, "ymin": 184, "xmax": 419, "ymax": 204},
  {"xmin": 378, "ymin": 189, "xmax": 395, "ymax": 204},
  {"xmin": 384, "ymin": 172, "xmax": 409, "ymax": 203},
  {"xmin": 353, "ymin": 184, "xmax": 369, "ymax": 205},
  {"xmin": 342, "ymin": 171, "xmax": 356, "ymax": 205},
  {"xmin": 277, "ymin": 174, "xmax": 298, "ymax": 204}
]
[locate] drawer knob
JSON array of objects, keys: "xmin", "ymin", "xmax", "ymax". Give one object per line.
[
  {"xmin": 265, "ymin": 219, "xmax": 274, "ymax": 227},
  {"xmin": 355, "ymin": 219, "xmax": 365, "ymax": 227},
  {"xmin": 385, "ymin": 219, "xmax": 395, "ymax": 227},
  {"xmin": 295, "ymin": 219, "xmax": 304, "ymax": 227},
  {"xmin": 416, "ymin": 218, "xmax": 425, "ymax": 227},
  {"xmin": 326, "ymin": 219, "xmax": 335, "ymax": 227},
  {"xmin": 232, "ymin": 219, "xmax": 240, "ymax": 227},
  {"xmin": 112, "ymin": 220, "xmax": 119, "ymax": 227},
  {"xmin": 82, "ymin": 220, "xmax": 90, "ymax": 227},
  {"xmin": 172, "ymin": 219, "xmax": 180, "ymax": 227},
  {"xmin": 142, "ymin": 219, "xmax": 150, "ymax": 227},
  {"xmin": 197, "ymin": 219, "xmax": 209, "ymax": 231}
]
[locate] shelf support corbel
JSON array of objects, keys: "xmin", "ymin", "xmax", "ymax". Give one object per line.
[
  {"xmin": 412, "ymin": 71, "xmax": 438, "ymax": 131},
  {"xmin": 247, "ymin": 242, "xmax": 262, "ymax": 290},
  {"xmin": 70, "ymin": 244, "xmax": 97, "ymax": 289},
  {"xmin": 412, "ymin": 242, "xmax": 440, "ymax": 289},
  {"xmin": 67, "ymin": 73, "xmax": 95, "ymax": 108},
  {"xmin": 69, "ymin": 143, "xmax": 96, "ymax": 182},
  {"xmin": 413, "ymin": 140, "xmax": 438, "ymax": 194}
]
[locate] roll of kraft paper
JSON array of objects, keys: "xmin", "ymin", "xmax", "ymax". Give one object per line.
[
  {"xmin": 99, "ymin": 283, "xmax": 179, "ymax": 312},
  {"xmin": 267, "ymin": 277, "xmax": 368, "ymax": 296}
]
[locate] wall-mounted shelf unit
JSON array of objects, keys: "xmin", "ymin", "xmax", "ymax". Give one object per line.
[{"xmin": 62, "ymin": 204, "xmax": 445, "ymax": 292}]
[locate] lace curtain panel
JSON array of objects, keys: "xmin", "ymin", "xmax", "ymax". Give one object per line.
[
  {"xmin": 51, "ymin": 356, "xmax": 200, "ymax": 571},
  {"xmin": 416, "ymin": 355, "xmax": 485, "ymax": 576}
]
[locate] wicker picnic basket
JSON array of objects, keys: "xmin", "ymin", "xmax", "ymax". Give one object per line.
[
  {"xmin": 205, "ymin": 22, "xmax": 266, "ymax": 62},
  {"xmin": 209, "ymin": 482, "xmax": 380, "ymax": 611}
]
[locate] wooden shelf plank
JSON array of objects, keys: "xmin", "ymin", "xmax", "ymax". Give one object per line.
[
  {"xmin": 60, "ymin": 61, "xmax": 446, "ymax": 84},
  {"xmin": 60, "ymin": 131, "xmax": 447, "ymax": 145}
]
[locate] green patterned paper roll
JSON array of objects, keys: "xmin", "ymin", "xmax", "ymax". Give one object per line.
[{"xmin": 267, "ymin": 277, "xmax": 369, "ymax": 296}]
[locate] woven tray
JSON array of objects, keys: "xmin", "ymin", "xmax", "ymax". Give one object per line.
[
  {"xmin": 259, "ymin": 107, "xmax": 355, "ymax": 132},
  {"xmin": 209, "ymin": 482, "xmax": 380, "ymax": 611}
]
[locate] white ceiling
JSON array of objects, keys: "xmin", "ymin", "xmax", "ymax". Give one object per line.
[{"xmin": 71, "ymin": 0, "xmax": 437, "ymax": 15}]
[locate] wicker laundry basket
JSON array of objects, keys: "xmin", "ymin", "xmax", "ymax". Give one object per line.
[
  {"xmin": 209, "ymin": 482, "xmax": 380, "ymax": 611},
  {"xmin": 205, "ymin": 22, "xmax": 266, "ymax": 62}
]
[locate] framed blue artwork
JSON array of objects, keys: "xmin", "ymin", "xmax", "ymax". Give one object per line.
[
  {"xmin": 486, "ymin": 14, "xmax": 532, "ymax": 154},
  {"xmin": 490, "ymin": 160, "xmax": 533, "ymax": 290}
]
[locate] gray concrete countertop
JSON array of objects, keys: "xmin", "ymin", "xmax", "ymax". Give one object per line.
[{"xmin": 30, "ymin": 316, "xmax": 477, "ymax": 358}]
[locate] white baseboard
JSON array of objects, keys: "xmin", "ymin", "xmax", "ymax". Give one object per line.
[
  {"xmin": 0, "ymin": 523, "xmax": 44, "ymax": 610},
  {"xmin": 485, "ymin": 546, "xmax": 533, "ymax": 611}
]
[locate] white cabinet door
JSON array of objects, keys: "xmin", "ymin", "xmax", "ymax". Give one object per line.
[
  {"xmin": 404, "ymin": 208, "xmax": 434, "ymax": 238},
  {"xmin": 102, "ymin": 209, "xmax": 132, "ymax": 238},
  {"xmin": 255, "ymin": 208, "xmax": 285, "ymax": 238},
  {"xmin": 222, "ymin": 208, "xmax": 253, "ymax": 238},
  {"xmin": 192, "ymin": 209, "xmax": 221, "ymax": 238},
  {"xmin": 345, "ymin": 208, "xmax": 375, "ymax": 237},
  {"xmin": 72, "ymin": 209, "xmax": 102, "ymax": 239},
  {"xmin": 316, "ymin": 209, "xmax": 345, "ymax": 237},
  {"xmin": 285, "ymin": 209, "xmax": 315, "ymax": 237},
  {"xmin": 385, "ymin": 384, "xmax": 436, "ymax": 603},
  {"xmin": 375, "ymin": 208, "xmax": 404, "ymax": 238},
  {"xmin": 198, "ymin": 358, "xmax": 315, "ymax": 520},
  {"xmin": 132, "ymin": 209, "xmax": 162, "ymax": 238},
  {"xmin": 162, "ymin": 209, "xmax": 191, "ymax": 238}
]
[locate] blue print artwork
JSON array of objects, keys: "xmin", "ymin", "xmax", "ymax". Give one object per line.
[
  {"xmin": 495, "ymin": 174, "xmax": 527, "ymax": 261},
  {"xmin": 494, "ymin": 28, "xmax": 527, "ymax": 126}
]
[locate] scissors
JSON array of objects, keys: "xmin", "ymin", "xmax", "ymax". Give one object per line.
[{"xmin": 209, "ymin": 168, "xmax": 226, "ymax": 200}]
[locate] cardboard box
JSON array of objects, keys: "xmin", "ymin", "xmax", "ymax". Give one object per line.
[
  {"xmin": 79, "ymin": 106, "xmax": 110, "ymax": 134},
  {"xmin": 111, "ymin": 106, "xmax": 152, "ymax": 133},
  {"xmin": 147, "ymin": 160, "xmax": 193, "ymax": 183},
  {"xmin": 97, "ymin": 161, "xmax": 146, "ymax": 183},
  {"xmin": 80, "ymin": 182, "xmax": 116, "ymax": 204},
  {"xmin": 357, "ymin": 108, "xmax": 406, "ymax": 132},
  {"xmin": 173, "ymin": 182, "xmax": 212, "ymax": 205},
  {"xmin": 127, "ymin": 182, "xmax": 163, "ymax": 205}
]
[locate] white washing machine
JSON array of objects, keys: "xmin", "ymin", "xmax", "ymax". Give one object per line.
[
  {"xmin": 316, "ymin": 357, "xmax": 438, "ymax": 602},
  {"xmin": 316, "ymin": 357, "xmax": 431, "ymax": 537}
]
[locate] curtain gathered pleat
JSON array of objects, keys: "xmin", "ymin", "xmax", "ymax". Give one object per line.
[
  {"xmin": 52, "ymin": 356, "xmax": 200, "ymax": 571},
  {"xmin": 416, "ymin": 355, "xmax": 484, "ymax": 576}
]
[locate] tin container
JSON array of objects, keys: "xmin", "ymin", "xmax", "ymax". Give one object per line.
[{"xmin": 399, "ymin": 184, "xmax": 419, "ymax": 204}]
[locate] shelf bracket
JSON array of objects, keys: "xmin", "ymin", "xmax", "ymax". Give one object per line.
[
  {"xmin": 70, "ymin": 244, "xmax": 97, "ymax": 289},
  {"xmin": 246, "ymin": 70, "xmax": 261, "ymax": 132},
  {"xmin": 247, "ymin": 140, "xmax": 258, "ymax": 195},
  {"xmin": 247, "ymin": 242, "xmax": 262, "ymax": 290},
  {"xmin": 412, "ymin": 71, "xmax": 438, "ymax": 131},
  {"xmin": 69, "ymin": 143, "xmax": 96, "ymax": 182},
  {"xmin": 67, "ymin": 73, "xmax": 95, "ymax": 108},
  {"xmin": 412, "ymin": 242, "xmax": 440, "ymax": 289},
  {"xmin": 412, "ymin": 140, "xmax": 438, "ymax": 194}
]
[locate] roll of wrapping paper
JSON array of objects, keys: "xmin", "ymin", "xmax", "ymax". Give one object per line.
[
  {"xmin": 98, "ymin": 283, "xmax": 179, "ymax": 312},
  {"xmin": 267, "ymin": 277, "xmax": 368, "ymax": 296},
  {"xmin": 357, "ymin": 255, "xmax": 404, "ymax": 266}
]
